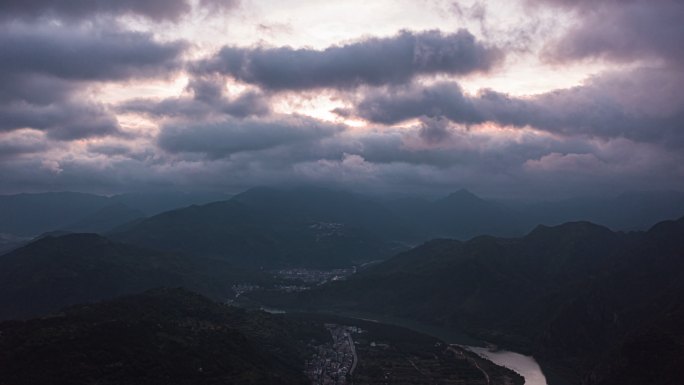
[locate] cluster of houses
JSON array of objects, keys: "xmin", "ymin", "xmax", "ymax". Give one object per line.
[{"xmin": 305, "ymin": 324, "xmax": 361, "ymax": 385}]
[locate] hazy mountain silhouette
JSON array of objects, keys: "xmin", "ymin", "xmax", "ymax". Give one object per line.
[
  {"xmin": 111, "ymin": 187, "xmax": 407, "ymax": 268},
  {"xmin": 111, "ymin": 191, "xmax": 231, "ymax": 216},
  {"xmin": 233, "ymin": 186, "xmax": 415, "ymax": 241},
  {"xmin": 0, "ymin": 192, "xmax": 112, "ymax": 236},
  {"xmin": 520, "ymin": 190, "xmax": 684, "ymax": 231},
  {"xmin": 64, "ymin": 202, "xmax": 145, "ymax": 233},
  {"xmin": 379, "ymin": 189, "xmax": 526, "ymax": 240},
  {"xmin": 0, "ymin": 191, "xmax": 230, "ymax": 238},
  {"xmin": 3, "ymin": 188, "xmax": 682, "ymax": 252}
]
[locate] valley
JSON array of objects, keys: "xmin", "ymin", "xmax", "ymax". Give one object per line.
[
  {"xmin": 0, "ymin": 187, "xmax": 682, "ymax": 385},
  {"xmin": 2, "ymin": 1, "xmax": 682, "ymax": 384}
]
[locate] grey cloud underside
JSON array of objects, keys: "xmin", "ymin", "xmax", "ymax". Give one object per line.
[
  {"xmin": 157, "ymin": 117, "xmax": 343, "ymax": 158},
  {"xmin": 0, "ymin": 0, "xmax": 239, "ymax": 22},
  {"xmin": 122, "ymin": 92, "xmax": 269, "ymax": 120},
  {"xmin": 150, "ymin": 111, "xmax": 600, "ymax": 173},
  {"xmin": 354, "ymin": 68, "xmax": 684, "ymax": 146},
  {"xmin": 0, "ymin": 25, "xmax": 186, "ymax": 82},
  {"xmin": 0, "ymin": 24, "xmax": 186, "ymax": 140},
  {"xmin": 121, "ymin": 76, "xmax": 270, "ymax": 119},
  {"xmin": 194, "ymin": 29, "xmax": 501, "ymax": 90},
  {"xmin": 0, "ymin": 131, "xmax": 47, "ymax": 160},
  {"xmin": 0, "ymin": 102, "xmax": 120, "ymax": 140},
  {"xmin": 3, "ymin": 119, "xmax": 680, "ymax": 198}
]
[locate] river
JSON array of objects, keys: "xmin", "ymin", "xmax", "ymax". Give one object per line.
[
  {"xmin": 465, "ymin": 346, "xmax": 547, "ymax": 385},
  {"xmin": 275, "ymin": 309, "xmax": 549, "ymax": 385},
  {"xmin": 344, "ymin": 313, "xmax": 548, "ymax": 385}
]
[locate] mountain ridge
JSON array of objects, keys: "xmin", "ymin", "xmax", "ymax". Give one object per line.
[{"xmin": 250, "ymin": 216, "xmax": 684, "ymax": 385}]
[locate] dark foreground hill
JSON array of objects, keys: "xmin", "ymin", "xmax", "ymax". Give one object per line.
[
  {"xmin": 0, "ymin": 233, "xmax": 264, "ymax": 320},
  {"xmin": 0, "ymin": 288, "xmax": 328, "ymax": 385},
  {"xmin": 253, "ymin": 217, "xmax": 684, "ymax": 385}
]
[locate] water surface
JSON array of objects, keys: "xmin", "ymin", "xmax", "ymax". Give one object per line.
[
  {"xmin": 257, "ymin": 307, "xmax": 548, "ymax": 385},
  {"xmin": 466, "ymin": 346, "xmax": 548, "ymax": 385}
]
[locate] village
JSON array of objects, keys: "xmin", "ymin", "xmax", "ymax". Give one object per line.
[{"xmin": 305, "ymin": 324, "xmax": 361, "ymax": 385}]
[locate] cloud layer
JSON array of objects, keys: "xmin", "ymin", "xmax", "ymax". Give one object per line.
[
  {"xmin": 352, "ymin": 68, "xmax": 684, "ymax": 146},
  {"xmin": 194, "ymin": 29, "xmax": 502, "ymax": 90},
  {"xmin": 0, "ymin": 0, "xmax": 239, "ymax": 22},
  {"xmin": 0, "ymin": 0, "xmax": 681, "ymax": 199},
  {"xmin": 0, "ymin": 23, "xmax": 186, "ymax": 140}
]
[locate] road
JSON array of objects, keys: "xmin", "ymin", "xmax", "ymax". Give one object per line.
[{"xmin": 347, "ymin": 332, "xmax": 358, "ymax": 375}]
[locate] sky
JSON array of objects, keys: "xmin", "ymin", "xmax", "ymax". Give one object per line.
[{"xmin": 1, "ymin": 0, "xmax": 683, "ymax": 199}]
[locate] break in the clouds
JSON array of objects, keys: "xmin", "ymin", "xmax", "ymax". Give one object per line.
[
  {"xmin": 0, "ymin": 0, "xmax": 682, "ymax": 198},
  {"xmin": 194, "ymin": 29, "xmax": 502, "ymax": 90}
]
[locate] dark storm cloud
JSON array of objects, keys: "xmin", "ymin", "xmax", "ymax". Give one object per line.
[
  {"xmin": 0, "ymin": 75, "xmax": 77, "ymax": 105},
  {"xmin": 0, "ymin": 131, "xmax": 47, "ymax": 159},
  {"xmin": 194, "ymin": 29, "xmax": 502, "ymax": 90},
  {"xmin": 0, "ymin": 24, "xmax": 186, "ymax": 83},
  {"xmin": 0, "ymin": 101, "xmax": 120, "ymax": 140},
  {"xmin": 356, "ymin": 82, "xmax": 483, "ymax": 125},
  {"xmin": 418, "ymin": 117, "xmax": 454, "ymax": 144},
  {"xmin": 0, "ymin": 0, "xmax": 239, "ymax": 22},
  {"xmin": 352, "ymin": 68, "xmax": 684, "ymax": 146},
  {"xmin": 530, "ymin": 0, "xmax": 684, "ymax": 65},
  {"xmin": 1, "ymin": 115, "xmax": 682, "ymax": 198},
  {"xmin": 121, "ymin": 76, "xmax": 270, "ymax": 119},
  {"xmin": 153, "ymin": 116, "xmax": 594, "ymax": 174},
  {"xmin": 122, "ymin": 91, "xmax": 269, "ymax": 119},
  {"xmin": 158, "ymin": 117, "xmax": 342, "ymax": 158},
  {"xmin": 0, "ymin": 23, "xmax": 186, "ymax": 140}
]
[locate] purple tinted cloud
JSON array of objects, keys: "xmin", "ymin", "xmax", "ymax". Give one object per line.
[
  {"xmin": 120, "ymin": 76, "xmax": 270, "ymax": 119},
  {"xmin": 532, "ymin": 0, "xmax": 684, "ymax": 65},
  {"xmin": 194, "ymin": 29, "xmax": 502, "ymax": 90},
  {"xmin": 0, "ymin": 25, "xmax": 186, "ymax": 83},
  {"xmin": 0, "ymin": 23, "xmax": 186, "ymax": 140},
  {"xmin": 352, "ymin": 68, "xmax": 684, "ymax": 147},
  {"xmin": 0, "ymin": 0, "xmax": 239, "ymax": 22},
  {"xmin": 157, "ymin": 117, "xmax": 342, "ymax": 159}
]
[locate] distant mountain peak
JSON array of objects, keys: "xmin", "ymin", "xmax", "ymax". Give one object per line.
[
  {"xmin": 526, "ymin": 220, "xmax": 613, "ymax": 239},
  {"xmin": 446, "ymin": 189, "xmax": 480, "ymax": 200},
  {"xmin": 438, "ymin": 189, "xmax": 487, "ymax": 207}
]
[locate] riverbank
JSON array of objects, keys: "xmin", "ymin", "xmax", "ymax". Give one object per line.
[
  {"xmin": 292, "ymin": 312, "xmax": 524, "ymax": 385},
  {"xmin": 465, "ymin": 346, "xmax": 547, "ymax": 385},
  {"xmin": 264, "ymin": 305, "xmax": 548, "ymax": 385}
]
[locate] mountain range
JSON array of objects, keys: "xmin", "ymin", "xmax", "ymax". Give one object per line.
[
  {"xmin": 0, "ymin": 191, "xmax": 230, "ymax": 237},
  {"xmin": 109, "ymin": 187, "xmax": 409, "ymax": 268},
  {"xmin": 252, "ymin": 216, "xmax": 684, "ymax": 385},
  {"xmin": 2, "ymin": 187, "xmax": 683, "ymax": 270},
  {"xmin": 1, "ymin": 186, "xmax": 683, "ymax": 384}
]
